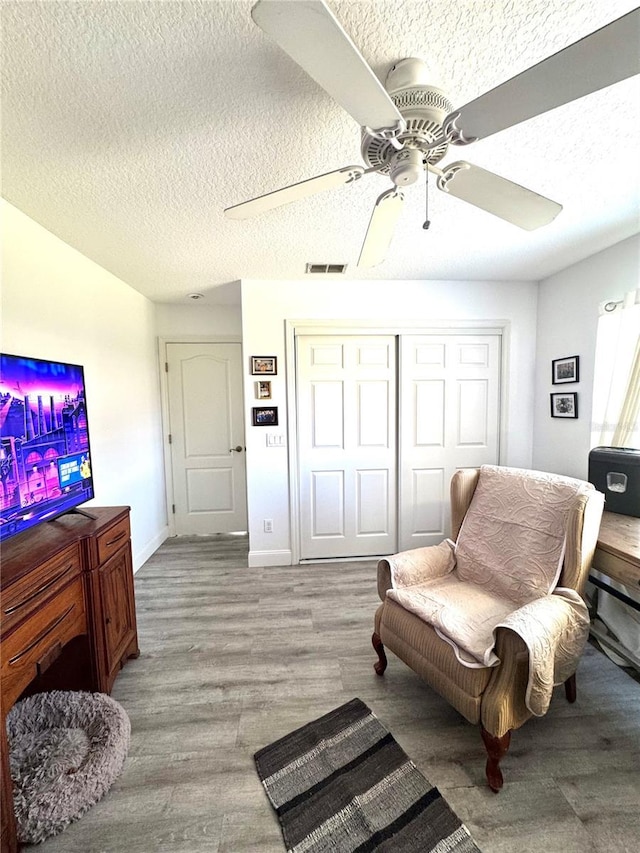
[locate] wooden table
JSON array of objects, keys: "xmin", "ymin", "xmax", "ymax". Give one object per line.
[
  {"xmin": 589, "ymin": 510, "xmax": 640, "ymax": 671},
  {"xmin": 592, "ymin": 511, "xmax": 640, "ymax": 591}
]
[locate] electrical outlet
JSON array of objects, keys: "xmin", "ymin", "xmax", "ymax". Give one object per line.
[{"xmin": 264, "ymin": 519, "xmax": 273, "ymax": 533}]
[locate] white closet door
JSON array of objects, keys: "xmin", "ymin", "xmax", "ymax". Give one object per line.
[
  {"xmin": 398, "ymin": 335, "xmax": 501, "ymax": 550},
  {"xmin": 297, "ymin": 336, "xmax": 397, "ymax": 559},
  {"xmin": 167, "ymin": 342, "xmax": 247, "ymax": 534}
]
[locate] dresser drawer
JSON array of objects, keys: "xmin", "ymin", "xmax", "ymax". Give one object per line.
[
  {"xmin": 1, "ymin": 576, "xmax": 87, "ymax": 710},
  {"xmin": 1, "ymin": 544, "xmax": 82, "ymax": 638},
  {"xmin": 96, "ymin": 516, "xmax": 131, "ymax": 565}
]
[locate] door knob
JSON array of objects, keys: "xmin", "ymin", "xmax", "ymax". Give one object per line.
[{"xmin": 230, "ymin": 445, "xmax": 244, "ymax": 453}]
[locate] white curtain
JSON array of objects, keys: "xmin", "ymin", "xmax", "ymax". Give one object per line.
[
  {"xmin": 591, "ymin": 288, "xmax": 640, "ymax": 449},
  {"xmin": 590, "ymin": 287, "xmax": 640, "ymax": 670}
]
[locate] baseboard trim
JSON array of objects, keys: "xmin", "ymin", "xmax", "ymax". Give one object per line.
[
  {"xmin": 248, "ymin": 549, "xmax": 293, "ymax": 568},
  {"xmin": 133, "ymin": 525, "xmax": 170, "ymax": 573}
]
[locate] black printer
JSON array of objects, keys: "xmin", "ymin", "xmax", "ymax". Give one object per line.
[{"xmin": 588, "ymin": 446, "xmax": 640, "ymax": 517}]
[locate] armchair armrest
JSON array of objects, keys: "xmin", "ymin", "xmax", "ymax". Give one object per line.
[
  {"xmin": 484, "ymin": 589, "xmax": 590, "ymax": 723},
  {"xmin": 377, "ymin": 539, "xmax": 455, "ymax": 601},
  {"xmin": 481, "ymin": 627, "xmax": 530, "ymax": 738}
]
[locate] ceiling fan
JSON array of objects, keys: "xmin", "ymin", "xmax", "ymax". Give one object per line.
[{"xmin": 224, "ymin": 1, "xmax": 639, "ymax": 268}]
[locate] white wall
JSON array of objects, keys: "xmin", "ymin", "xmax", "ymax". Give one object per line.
[
  {"xmin": 155, "ymin": 301, "xmax": 242, "ymax": 338},
  {"xmin": 533, "ymin": 234, "xmax": 640, "ymax": 479},
  {"xmin": 241, "ymin": 277, "xmax": 538, "ymax": 566},
  {"xmin": 1, "ymin": 201, "xmax": 168, "ymax": 569}
]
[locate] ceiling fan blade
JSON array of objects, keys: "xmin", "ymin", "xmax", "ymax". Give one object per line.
[
  {"xmin": 436, "ymin": 162, "xmax": 562, "ymax": 230},
  {"xmin": 224, "ymin": 165, "xmax": 366, "ymax": 219},
  {"xmin": 449, "ymin": 8, "xmax": 640, "ymax": 143},
  {"xmin": 358, "ymin": 189, "xmax": 404, "ymax": 268},
  {"xmin": 251, "ymin": 0, "xmax": 404, "ymax": 135}
]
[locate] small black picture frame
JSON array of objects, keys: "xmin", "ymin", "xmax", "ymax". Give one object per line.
[
  {"xmin": 552, "ymin": 355, "xmax": 579, "ymax": 385},
  {"xmin": 252, "ymin": 406, "xmax": 278, "ymax": 427},
  {"xmin": 251, "ymin": 356, "xmax": 277, "ymax": 375},
  {"xmin": 550, "ymin": 392, "xmax": 578, "ymax": 419}
]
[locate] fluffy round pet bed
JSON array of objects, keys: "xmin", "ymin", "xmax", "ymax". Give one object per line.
[{"xmin": 6, "ymin": 690, "xmax": 130, "ymax": 844}]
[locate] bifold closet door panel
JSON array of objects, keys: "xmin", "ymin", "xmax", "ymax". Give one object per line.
[
  {"xmin": 398, "ymin": 334, "xmax": 501, "ymax": 550},
  {"xmin": 297, "ymin": 336, "xmax": 397, "ymax": 560}
]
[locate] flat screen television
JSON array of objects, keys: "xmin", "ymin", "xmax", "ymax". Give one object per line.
[{"xmin": 0, "ymin": 353, "xmax": 95, "ymax": 543}]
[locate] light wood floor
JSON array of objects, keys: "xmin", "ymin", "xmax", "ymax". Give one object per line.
[{"xmin": 31, "ymin": 535, "xmax": 640, "ymax": 853}]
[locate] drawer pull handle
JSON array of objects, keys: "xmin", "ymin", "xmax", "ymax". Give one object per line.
[
  {"xmin": 4, "ymin": 564, "xmax": 76, "ymax": 615},
  {"xmin": 105, "ymin": 531, "xmax": 126, "ymax": 547},
  {"xmin": 8, "ymin": 604, "xmax": 76, "ymax": 665}
]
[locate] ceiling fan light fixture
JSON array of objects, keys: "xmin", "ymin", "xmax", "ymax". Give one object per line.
[{"xmin": 389, "ymin": 149, "xmax": 425, "ymax": 187}]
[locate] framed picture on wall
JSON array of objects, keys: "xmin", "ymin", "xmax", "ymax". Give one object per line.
[
  {"xmin": 251, "ymin": 356, "xmax": 277, "ymax": 375},
  {"xmin": 256, "ymin": 380, "xmax": 272, "ymax": 399},
  {"xmin": 550, "ymin": 392, "xmax": 578, "ymax": 419},
  {"xmin": 252, "ymin": 406, "xmax": 278, "ymax": 426},
  {"xmin": 552, "ymin": 355, "xmax": 579, "ymax": 384}
]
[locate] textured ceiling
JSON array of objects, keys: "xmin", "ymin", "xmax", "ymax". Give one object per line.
[{"xmin": 2, "ymin": 0, "xmax": 639, "ymax": 304}]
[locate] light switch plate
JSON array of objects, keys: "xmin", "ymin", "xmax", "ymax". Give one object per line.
[{"xmin": 266, "ymin": 433, "xmax": 285, "ymax": 447}]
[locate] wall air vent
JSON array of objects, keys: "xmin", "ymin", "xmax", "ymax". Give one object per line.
[{"xmin": 305, "ymin": 263, "xmax": 347, "ymax": 275}]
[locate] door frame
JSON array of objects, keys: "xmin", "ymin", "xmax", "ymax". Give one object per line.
[
  {"xmin": 285, "ymin": 319, "xmax": 511, "ymax": 565},
  {"xmin": 158, "ymin": 335, "xmax": 243, "ymax": 538}
]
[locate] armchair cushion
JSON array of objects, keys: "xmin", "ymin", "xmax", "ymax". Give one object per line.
[
  {"xmin": 388, "ymin": 577, "xmax": 515, "ymax": 668},
  {"xmin": 388, "ymin": 581, "xmax": 589, "ymax": 716}
]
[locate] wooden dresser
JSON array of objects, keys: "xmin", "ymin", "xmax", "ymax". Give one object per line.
[{"xmin": 0, "ymin": 507, "xmax": 139, "ymax": 853}]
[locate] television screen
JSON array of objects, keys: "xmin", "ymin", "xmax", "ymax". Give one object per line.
[{"xmin": 0, "ymin": 353, "xmax": 94, "ymax": 542}]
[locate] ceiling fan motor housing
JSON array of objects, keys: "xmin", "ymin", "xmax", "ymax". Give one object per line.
[{"xmin": 361, "ymin": 58, "xmax": 454, "ymax": 177}]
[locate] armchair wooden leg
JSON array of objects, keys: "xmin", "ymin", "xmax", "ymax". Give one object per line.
[
  {"xmin": 372, "ymin": 632, "xmax": 388, "ymax": 676},
  {"xmin": 481, "ymin": 727, "xmax": 511, "ymax": 793},
  {"xmin": 564, "ymin": 673, "xmax": 577, "ymax": 703}
]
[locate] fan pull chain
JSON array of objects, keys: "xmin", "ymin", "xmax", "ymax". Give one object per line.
[{"xmin": 423, "ymin": 163, "xmax": 431, "ymax": 230}]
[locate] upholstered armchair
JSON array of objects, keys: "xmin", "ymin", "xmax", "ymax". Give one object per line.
[{"xmin": 372, "ymin": 465, "xmax": 604, "ymax": 791}]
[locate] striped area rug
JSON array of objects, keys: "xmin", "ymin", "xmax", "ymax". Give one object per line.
[{"xmin": 254, "ymin": 698, "xmax": 480, "ymax": 853}]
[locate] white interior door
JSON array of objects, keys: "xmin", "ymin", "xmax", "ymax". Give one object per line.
[
  {"xmin": 297, "ymin": 336, "xmax": 397, "ymax": 559},
  {"xmin": 167, "ymin": 342, "xmax": 247, "ymax": 534},
  {"xmin": 398, "ymin": 334, "xmax": 501, "ymax": 549}
]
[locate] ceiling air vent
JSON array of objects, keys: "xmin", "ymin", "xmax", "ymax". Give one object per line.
[{"xmin": 305, "ymin": 263, "xmax": 348, "ymax": 274}]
